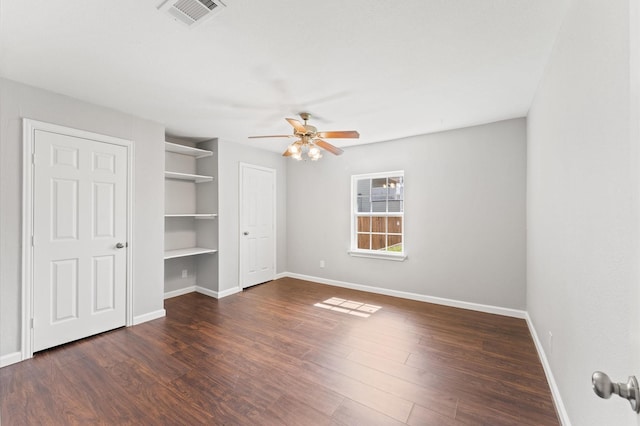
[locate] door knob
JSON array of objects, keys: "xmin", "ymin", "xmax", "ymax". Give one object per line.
[
  {"xmin": 115, "ymin": 242, "xmax": 126, "ymax": 249},
  {"xmin": 592, "ymin": 371, "xmax": 640, "ymax": 412},
  {"xmin": 243, "ymin": 232, "xmax": 249, "ymax": 236}
]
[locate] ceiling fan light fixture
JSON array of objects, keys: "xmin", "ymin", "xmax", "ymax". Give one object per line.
[
  {"xmin": 250, "ymin": 112, "xmax": 359, "ymax": 160},
  {"xmin": 288, "ymin": 143, "xmax": 300, "ymax": 154}
]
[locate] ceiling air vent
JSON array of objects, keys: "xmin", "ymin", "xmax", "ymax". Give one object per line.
[{"xmin": 158, "ymin": 0, "xmax": 228, "ymax": 27}]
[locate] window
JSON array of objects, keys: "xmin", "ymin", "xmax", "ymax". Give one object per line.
[{"xmin": 350, "ymin": 171, "xmax": 406, "ymax": 261}]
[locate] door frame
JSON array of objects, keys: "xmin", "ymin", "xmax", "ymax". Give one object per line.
[
  {"xmin": 238, "ymin": 162, "xmax": 276, "ymax": 289},
  {"xmin": 21, "ymin": 119, "xmax": 134, "ymax": 360}
]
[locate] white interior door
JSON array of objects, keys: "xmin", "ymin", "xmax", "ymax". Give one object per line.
[
  {"xmin": 32, "ymin": 129, "xmax": 128, "ymax": 351},
  {"xmin": 240, "ymin": 163, "xmax": 275, "ymax": 289}
]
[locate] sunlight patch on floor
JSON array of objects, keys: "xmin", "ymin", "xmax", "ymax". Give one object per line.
[{"xmin": 314, "ymin": 297, "xmax": 382, "ymax": 318}]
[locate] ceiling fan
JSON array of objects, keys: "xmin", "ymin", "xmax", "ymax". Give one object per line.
[{"xmin": 249, "ymin": 112, "xmax": 359, "ymax": 161}]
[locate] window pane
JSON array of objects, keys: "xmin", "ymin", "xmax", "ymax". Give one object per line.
[
  {"xmin": 357, "ymin": 178, "xmax": 371, "ymax": 194},
  {"xmin": 389, "ymin": 176, "xmax": 403, "ymax": 192},
  {"xmin": 356, "ymin": 179, "xmax": 371, "ymax": 212},
  {"xmin": 371, "ymin": 178, "xmax": 386, "ymax": 189},
  {"xmin": 388, "ymin": 217, "xmax": 402, "ymax": 234},
  {"xmin": 371, "ymin": 234, "xmax": 386, "ymax": 250},
  {"xmin": 371, "ymin": 200, "xmax": 386, "ymax": 212},
  {"xmin": 357, "ymin": 196, "xmax": 371, "ymax": 213},
  {"xmin": 388, "ymin": 200, "xmax": 402, "ymax": 212},
  {"xmin": 357, "ymin": 216, "xmax": 371, "ymax": 233},
  {"xmin": 372, "ymin": 216, "xmax": 385, "ymax": 233},
  {"xmin": 357, "ymin": 233, "xmax": 370, "ymax": 250},
  {"xmin": 387, "ymin": 235, "xmax": 402, "ymax": 251}
]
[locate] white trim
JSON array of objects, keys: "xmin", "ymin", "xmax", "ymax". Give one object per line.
[
  {"xmin": 164, "ymin": 285, "xmax": 242, "ymax": 300},
  {"xmin": 274, "ymin": 272, "xmax": 288, "ymax": 280},
  {"xmin": 348, "ymin": 250, "xmax": 407, "ymax": 262},
  {"xmin": 280, "ymin": 272, "xmax": 526, "ymax": 319},
  {"xmin": 238, "ymin": 163, "xmax": 277, "ymax": 289},
  {"xmin": 21, "ymin": 121, "xmax": 34, "ymax": 361},
  {"xmin": 351, "ymin": 170, "xmax": 406, "ymax": 180},
  {"xmin": 164, "ymin": 286, "xmax": 197, "ymax": 299},
  {"xmin": 196, "ymin": 286, "xmax": 218, "ymax": 298},
  {"xmin": 1, "ymin": 352, "xmax": 23, "ymax": 368},
  {"xmin": 126, "ymin": 139, "xmax": 135, "ymax": 328},
  {"xmin": 212, "ymin": 286, "xmax": 242, "ymax": 298},
  {"xmin": 525, "ymin": 313, "xmax": 571, "ymax": 426},
  {"xmin": 133, "ymin": 309, "xmax": 166, "ymax": 325},
  {"xmin": 21, "ymin": 119, "xmax": 135, "ymax": 360}
]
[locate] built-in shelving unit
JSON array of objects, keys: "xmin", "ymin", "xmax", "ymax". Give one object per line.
[{"xmin": 164, "ymin": 139, "xmax": 219, "ymax": 296}]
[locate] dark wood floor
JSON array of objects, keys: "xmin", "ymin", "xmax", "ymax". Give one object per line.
[{"xmin": 1, "ymin": 278, "xmax": 559, "ymax": 425}]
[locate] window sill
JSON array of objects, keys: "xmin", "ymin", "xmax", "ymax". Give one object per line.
[{"xmin": 348, "ymin": 250, "xmax": 407, "ymax": 262}]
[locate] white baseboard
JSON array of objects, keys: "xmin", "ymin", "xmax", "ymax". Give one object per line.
[
  {"xmin": 164, "ymin": 285, "xmax": 242, "ymax": 300},
  {"xmin": 164, "ymin": 286, "xmax": 197, "ymax": 299},
  {"xmin": 525, "ymin": 313, "xmax": 571, "ymax": 426},
  {"xmin": 133, "ymin": 309, "xmax": 166, "ymax": 325},
  {"xmin": 195, "ymin": 286, "xmax": 218, "ymax": 298},
  {"xmin": 215, "ymin": 286, "xmax": 242, "ymax": 298},
  {"xmin": 280, "ymin": 272, "xmax": 527, "ymax": 319},
  {"xmin": 1, "ymin": 351, "xmax": 22, "ymax": 368}
]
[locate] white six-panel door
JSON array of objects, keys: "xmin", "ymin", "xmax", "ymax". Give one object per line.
[
  {"xmin": 240, "ymin": 163, "xmax": 275, "ymax": 289},
  {"xmin": 32, "ymin": 129, "xmax": 128, "ymax": 352}
]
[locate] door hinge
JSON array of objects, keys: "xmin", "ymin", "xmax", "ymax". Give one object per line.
[
  {"xmin": 30, "ymin": 318, "xmax": 34, "ymax": 329},
  {"xmin": 31, "ymin": 235, "xmax": 34, "ymax": 247},
  {"xmin": 32, "ymin": 153, "xmax": 35, "ymax": 165}
]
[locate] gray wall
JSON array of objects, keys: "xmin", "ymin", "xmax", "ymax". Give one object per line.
[
  {"xmin": 217, "ymin": 141, "xmax": 287, "ymax": 292},
  {"xmin": 527, "ymin": 0, "xmax": 640, "ymax": 424},
  {"xmin": 0, "ymin": 78, "xmax": 165, "ymax": 357},
  {"xmin": 286, "ymin": 118, "xmax": 527, "ymax": 310}
]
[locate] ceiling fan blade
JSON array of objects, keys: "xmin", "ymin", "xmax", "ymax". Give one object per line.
[
  {"xmin": 282, "ymin": 148, "xmax": 293, "ymax": 157},
  {"xmin": 248, "ymin": 134, "xmax": 294, "ymax": 139},
  {"xmin": 286, "ymin": 118, "xmax": 307, "ymax": 133},
  {"xmin": 316, "ymin": 130, "xmax": 360, "ymax": 139},
  {"xmin": 314, "ymin": 139, "xmax": 344, "ymax": 156}
]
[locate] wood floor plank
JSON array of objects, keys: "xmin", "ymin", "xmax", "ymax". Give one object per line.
[
  {"xmin": 0, "ymin": 278, "xmax": 559, "ymax": 425},
  {"xmin": 305, "ymin": 348, "xmax": 458, "ymax": 419},
  {"xmin": 332, "ymin": 398, "xmax": 408, "ymax": 426},
  {"xmin": 407, "ymin": 403, "xmax": 459, "ymax": 426},
  {"xmin": 263, "ymin": 394, "xmax": 335, "ymax": 426}
]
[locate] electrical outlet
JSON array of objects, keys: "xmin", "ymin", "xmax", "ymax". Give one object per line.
[
  {"xmin": 548, "ymin": 331, "xmax": 553, "ymax": 354},
  {"xmin": 181, "ymin": 269, "xmax": 188, "ymax": 278},
  {"xmin": 320, "ymin": 260, "xmax": 325, "ymax": 268}
]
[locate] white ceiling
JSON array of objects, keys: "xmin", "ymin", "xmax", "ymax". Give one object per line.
[{"xmin": 0, "ymin": 0, "xmax": 569, "ymax": 152}]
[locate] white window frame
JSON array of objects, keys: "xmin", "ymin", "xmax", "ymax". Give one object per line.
[{"xmin": 348, "ymin": 170, "xmax": 407, "ymax": 261}]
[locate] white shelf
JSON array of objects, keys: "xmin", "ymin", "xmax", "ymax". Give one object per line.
[
  {"xmin": 164, "ymin": 171, "xmax": 213, "ymax": 183},
  {"xmin": 165, "ymin": 142, "xmax": 213, "ymax": 158},
  {"xmin": 165, "ymin": 214, "xmax": 217, "ymax": 219},
  {"xmin": 164, "ymin": 247, "xmax": 218, "ymax": 260}
]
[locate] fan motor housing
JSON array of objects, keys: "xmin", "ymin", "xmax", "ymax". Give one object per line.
[{"xmin": 299, "ymin": 125, "xmax": 317, "ymax": 136}]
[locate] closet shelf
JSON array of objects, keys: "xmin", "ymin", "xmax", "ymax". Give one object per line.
[
  {"xmin": 164, "ymin": 142, "xmax": 213, "ymax": 158},
  {"xmin": 165, "ymin": 214, "xmax": 217, "ymax": 219},
  {"xmin": 164, "ymin": 171, "xmax": 213, "ymax": 183},
  {"xmin": 164, "ymin": 247, "xmax": 218, "ymax": 260}
]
